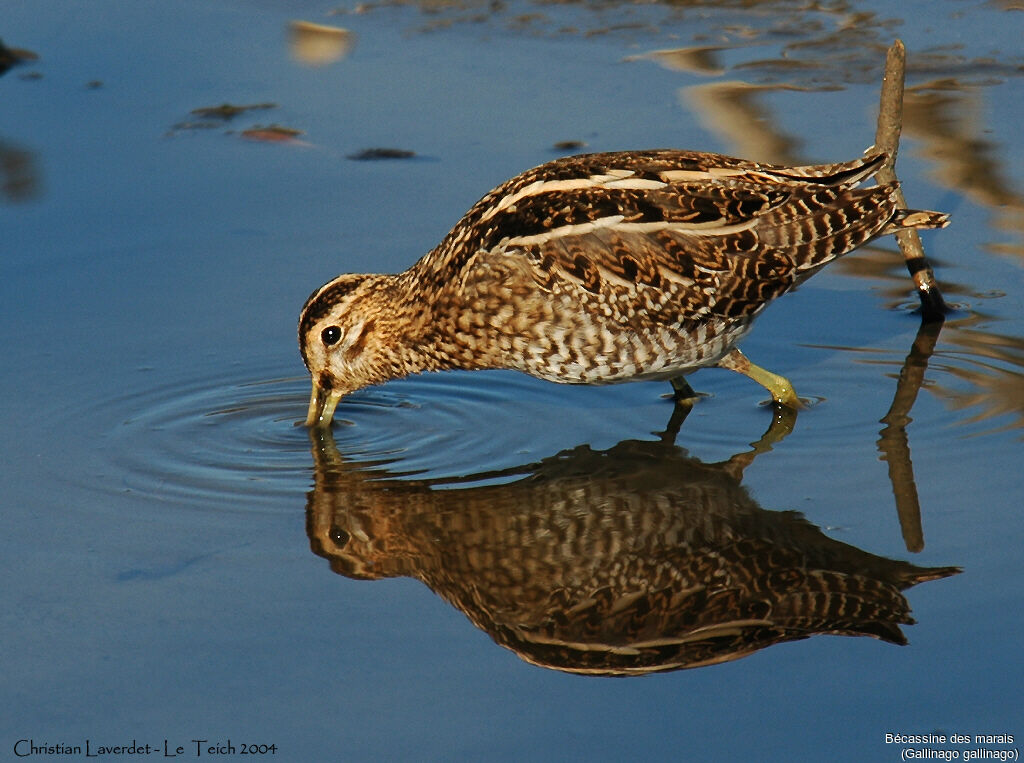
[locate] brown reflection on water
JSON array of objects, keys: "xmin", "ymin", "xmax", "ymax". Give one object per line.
[
  {"xmin": 680, "ymin": 81, "xmax": 806, "ymax": 165},
  {"xmin": 305, "ymin": 414, "xmax": 958, "ymax": 675},
  {"xmin": 903, "ymin": 84, "xmax": 1024, "ymax": 249},
  {"xmin": 929, "ymin": 313, "xmax": 1024, "ymax": 434},
  {"xmin": 353, "ymin": 0, "xmax": 1024, "ymax": 93},
  {"xmin": 0, "ymin": 139, "xmax": 41, "ymax": 202},
  {"xmin": 288, "ymin": 20, "xmax": 355, "ymax": 67},
  {"xmin": 626, "ymin": 46, "xmax": 727, "ymax": 77}
]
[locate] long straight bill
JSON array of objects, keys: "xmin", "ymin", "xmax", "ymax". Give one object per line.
[{"xmin": 305, "ymin": 380, "xmax": 343, "ymax": 427}]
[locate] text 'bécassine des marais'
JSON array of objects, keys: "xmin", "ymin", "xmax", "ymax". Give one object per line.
[{"xmin": 886, "ymin": 735, "xmax": 1015, "ymax": 745}]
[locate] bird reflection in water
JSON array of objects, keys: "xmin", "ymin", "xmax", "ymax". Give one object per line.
[{"xmin": 304, "ymin": 407, "xmax": 959, "ymax": 675}]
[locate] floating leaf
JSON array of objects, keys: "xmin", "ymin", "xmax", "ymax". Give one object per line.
[{"xmin": 241, "ymin": 125, "xmax": 304, "ymax": 142}]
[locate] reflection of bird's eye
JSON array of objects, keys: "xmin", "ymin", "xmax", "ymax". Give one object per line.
[
  {"xmin": 321, "ymin": 326, "xmax": 342, "ymax": 346},
  {"xmin": 329, "ymin": 527, "xmax": 351, "ymax": 546}
]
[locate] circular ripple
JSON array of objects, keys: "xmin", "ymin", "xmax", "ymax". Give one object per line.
[
  {"xmin": 92, "ymin": 367, "xmax": 316, "ymax": 512},
  {"xmin": 78, "ymin": 356, "xmax": 855, "ymax": 513},
  {"xmin": 78, "ymin": 363, "xmax": 684, "ymax": 512},
  {"xmin": 325, "ymin": 371, "xmax": 672, "ymax": 479}
]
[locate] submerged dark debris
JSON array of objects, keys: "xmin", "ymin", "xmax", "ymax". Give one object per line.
[
  {"xmin": 347, "ymin": 147, "xmax": 417, "ymax": 160},
  {"xmin": 191, "ymin": 102, "xmax": 277, "ymax": 120},
  {"xmin": 168, "ymin": 103, "xmax": 303, "ymax": 142}
]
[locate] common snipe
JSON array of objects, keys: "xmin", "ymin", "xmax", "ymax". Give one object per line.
[{"xmin": 300, "ymin": 149, "xmax": 948, "ymax": 426}]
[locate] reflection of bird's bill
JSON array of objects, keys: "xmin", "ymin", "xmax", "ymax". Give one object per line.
[
  {"xmin": 302, "ymin": 406, "xmax": 961, "ymax": 675},
  {"xmin": 305, "ymin": 380, "xmax": 343, "ymax": 427}
]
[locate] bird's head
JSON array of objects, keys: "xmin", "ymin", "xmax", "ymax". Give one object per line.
[{"xmin": 298, "ymin": 273, "xmax": 395, "ymax": 427}]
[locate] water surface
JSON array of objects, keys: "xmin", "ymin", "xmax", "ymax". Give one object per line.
[{"xmin": 2, "ymin": 0, "xmax": 1022, "ymax": 760}]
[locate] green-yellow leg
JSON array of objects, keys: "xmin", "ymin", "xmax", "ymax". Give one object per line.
[{"xmin": 717, "ymin": 348, "xmax": 801, "ymax": 408}]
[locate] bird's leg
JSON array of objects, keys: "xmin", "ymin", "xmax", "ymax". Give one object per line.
[
  {"xmin": 669, "ymin": 375, "xmax": 699, "ymax": 403},
  {"xmin": 717, "ymin": 348, "xmax": 801, "ymax": 408}
]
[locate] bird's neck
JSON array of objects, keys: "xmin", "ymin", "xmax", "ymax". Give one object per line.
[{"xmin": 380, "ymin": 267, "xmax": 465, "ymax": 377}]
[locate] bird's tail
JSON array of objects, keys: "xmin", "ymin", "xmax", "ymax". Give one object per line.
[{"xmin": 882, "ymin": 208, "xmax": 951, "ymax": 234}]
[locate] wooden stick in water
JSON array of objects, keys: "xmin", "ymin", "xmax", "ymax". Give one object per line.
[{"xmin": 873, "ymin": 39, "xmax": 948, "ymax": 321}]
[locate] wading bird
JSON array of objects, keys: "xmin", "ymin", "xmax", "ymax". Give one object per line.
[{"xmin": 299, "ymin": 149, "xmax": 947, "ymax": 426}]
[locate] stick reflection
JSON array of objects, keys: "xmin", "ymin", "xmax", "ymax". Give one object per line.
[{"xmin": 878, "ymin": 318, "xmax": 945, "ymax": 553}]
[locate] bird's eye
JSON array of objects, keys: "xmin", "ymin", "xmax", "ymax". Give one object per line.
[
  {"xmin": 329, "ymin": 527, "xmax": 351, "ymax": 546},
  {"xmin": 321, "ymin": 326, "xmax": 342, "ymax": 346}
]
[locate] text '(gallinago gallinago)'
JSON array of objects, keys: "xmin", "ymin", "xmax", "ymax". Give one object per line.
[{"xmin": 300, "ymin": 149, "xmax": 948, "ymax": 426}]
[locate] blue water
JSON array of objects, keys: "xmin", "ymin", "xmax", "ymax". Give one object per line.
[{"xmin": 2, "ymin": 0, "xmax": 1022, "ymax": 760}]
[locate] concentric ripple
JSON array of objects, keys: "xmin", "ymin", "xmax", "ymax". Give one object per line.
[
  {"xmin": 75, "ymin": 346, "xmax": 948, "ymax": 515},
  {"xmin": 87, "ymin": 366, "xmax": 316, "ymax": 512},
  {"xmin": 77, "ymin": 362, "xmax": 706, "ymax": 513}
]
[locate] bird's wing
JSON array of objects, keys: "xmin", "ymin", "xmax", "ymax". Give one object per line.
[{"xmin": 447, "ymin": 151, "xmax": 901, "ymax": 323}]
